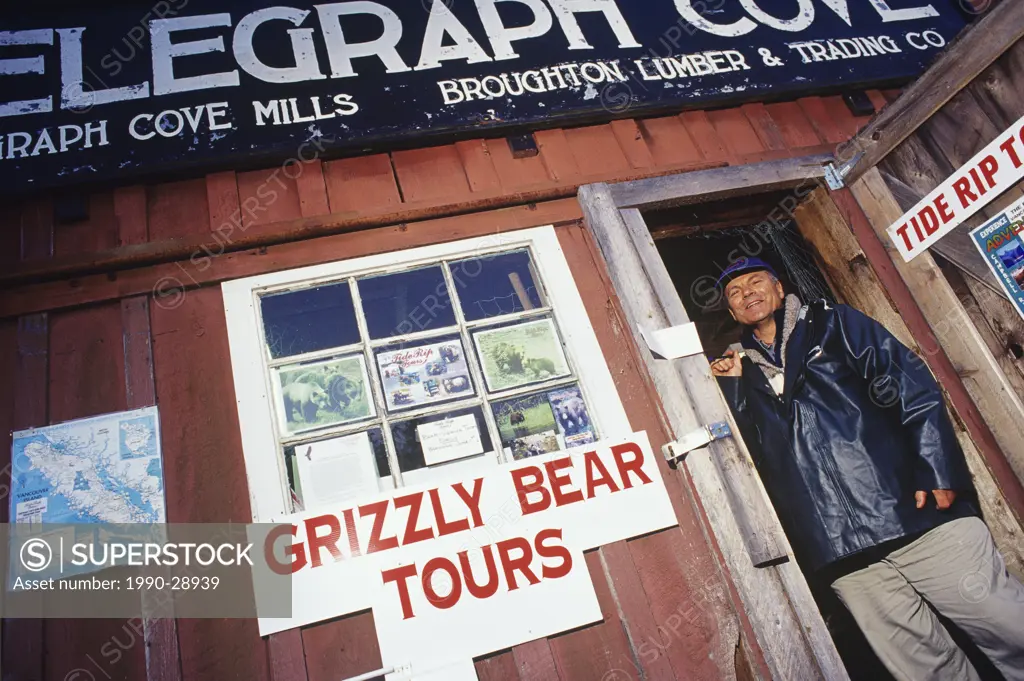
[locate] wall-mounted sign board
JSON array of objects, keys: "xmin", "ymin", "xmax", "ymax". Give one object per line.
[
  {"xmin": 970, "ymin": 195, "xmax": 1024, "ymax": 321},
  {"xmin": 887, "ymin": 114, "xmax": 1024, "ymax": 261},
  {"xmin": 0, "ymin": 0, "xmax": 968, "ymax": 193},
  {"xmin": 254, "ymin": 432, "xmax": 677, "ymax": 681}
]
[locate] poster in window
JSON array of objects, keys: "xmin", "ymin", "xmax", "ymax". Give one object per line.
[
  {"xmin": 492, "ymin": 391, "xmax": 561, "ymax": 461},
  {"xmin": 417, "ymin": 414, "xmax": 485, "ymax": 466},
  {"xmin": 473, "ymin": 318, "xmax": 571, "ymax": 393},
  {"xmin": 277, "ymin": 355, "xmax": 374, "ymax": 436},
  {"xmin": 293, "ymin": 432, "xmax": 380, "ymax": 511},
  {"xmin": 970, "ymin": 196, "xmax": 1024, "ymax": 321},
  {"xmin": 548, "ymin": 386, "xmax": 597, "ymax": 447},
  {"xmin": 377, "ymin": 340, "xmax": 475, "ymax": 412}
]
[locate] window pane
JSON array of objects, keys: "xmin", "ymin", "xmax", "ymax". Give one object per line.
[
  {"xmin": 359, "ymin": 266, "xmax": 456, "ymax": 340},
  {"xmin": 451, "ymin": 250, "xmax": 544, "ymax": 322},
  {"xmin": 472, "ymin": 317, "xmax": 572, "ymax": 394},
  {"xmin": 374, "ymin": 335, "xmax": 476, "ymax": 413},
  {"xmin": 275, "ymin": 355, "xmax": 375, "ymax": 436},
  {"xmin": 390, "ymin": 407, "xmax": 492, "ymax": 473},
  {"xmin": 492, "ymin": 384, "xmax": 596, "ymax": 461},
  {"xmin": 284, "ymin": 429, "xmax": 389, "ymax": 512},
  {"xmin": 261, "ymin": 282, "xmax": 360, "ymax": 359}
]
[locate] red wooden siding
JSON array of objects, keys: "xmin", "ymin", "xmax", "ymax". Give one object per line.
[{"xmin": 0, "ymin": 93, "xmax": 881, "ymax": 681}]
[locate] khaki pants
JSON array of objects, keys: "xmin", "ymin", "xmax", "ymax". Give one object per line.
[{"xmin": 831, "ymin": 517, "xmax": 1024, "ymax": 681}]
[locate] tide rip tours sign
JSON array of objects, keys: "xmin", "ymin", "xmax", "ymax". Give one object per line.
[
  {"xmin": 887, "ymin": 114, "xmax": 1024, "ymax": 261},
  {"xmin": 0, "ymin": 0, "xmax": 968, "ymax": 192},
  {"xmin": 258, "ymin": 433, "xmax": 677, "ymax": 681}
]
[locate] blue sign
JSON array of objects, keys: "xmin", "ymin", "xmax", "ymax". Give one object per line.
[
  {"xmin": 0, "ymin": 0, "xmax": 968, "ymax": 192},
  {"xmin": 971, "ymin": 196, "xmax": 1024, "ymax": 320}
]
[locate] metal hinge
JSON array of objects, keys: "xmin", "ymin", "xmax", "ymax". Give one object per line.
[
  {"xmin": 823, "ymin": 162, "xmax": 846, "ymax": 190},
  {"xmin": 662, "ymin": 421, "xmax": 732, "ymax": 462},
  {"xmin": 822, "ymin": 151, "xmax": 864, "ymax": 191}
]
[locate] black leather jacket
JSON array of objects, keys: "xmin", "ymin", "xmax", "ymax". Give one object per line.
[{"xmin": 718, "ymin": 300, "xmax": 974, "ymax": 572}]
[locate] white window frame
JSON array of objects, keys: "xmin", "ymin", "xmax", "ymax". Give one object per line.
[{"xmin": 222, "ymin": 225, "xmax": 631, "ymax": 522}]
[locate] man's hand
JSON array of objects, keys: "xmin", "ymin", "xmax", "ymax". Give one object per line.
[
  {"xmin": 711, "ymin": 350, "xmax": 742, "ymax": 377},
  {"xmin": 915, "ymin": 489, "xmax": 957, "ymax": 510}
]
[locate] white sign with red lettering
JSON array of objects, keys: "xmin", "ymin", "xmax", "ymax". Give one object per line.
[
  {"xmin": 256, "ymin": 432, "xmax": 676, "ymax": 681},
  {"xmin": 886, "ymin": 114, "xmax": 1024, "ymax": 262}
]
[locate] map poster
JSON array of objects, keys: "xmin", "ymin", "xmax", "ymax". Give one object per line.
[
  {"xmin": 10, "ymin": 406, "xmax": 166, "ymax": 525},
  {"xmin": 970, "ymin": 195, "xmax": 1024, "ymax": 321},
  {"xmin": 377, "ymin": 340, "xmax": 475, "ymax": 412}
]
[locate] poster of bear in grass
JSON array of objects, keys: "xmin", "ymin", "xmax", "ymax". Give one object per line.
[
  {"xmin": 276, "ymin": 356, "xmax": 374, "ymax": 436},
  {"xmin": 473, "ymin": 318, "xmax": 571, "ymax": 393}
]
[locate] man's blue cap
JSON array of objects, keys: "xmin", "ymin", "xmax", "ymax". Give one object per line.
[{"xmin": 715, "ymin": 257, "xmax": 778, "ymax": 288}]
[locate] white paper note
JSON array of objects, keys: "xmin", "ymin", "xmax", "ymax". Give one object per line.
[
  {"xmin": 294, "ymin": 432, "xmax": 379, "ymax": 510},
  {"xmin": 638, "ymin": 322, "xmax": 703, "ymax": 360},
  {"xmin": 15, "ymin": 498, "xmax": 47, "ymax": 524},
  {"xmin": 418, "ymin": 415, "xmax": 484, "ymax": 466}
]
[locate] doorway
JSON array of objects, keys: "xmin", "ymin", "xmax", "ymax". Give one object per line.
[
  {"xmin": 579, "ymin": 157, "xmax": 1016, "ymax": 681},
  {"xmin": 647, "ymin": 199, "xmax": 891, "ymax": 681}
]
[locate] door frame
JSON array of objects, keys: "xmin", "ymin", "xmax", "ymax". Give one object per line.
[{"xmin": 577, "ymin": 154, "xmax": 1024, "ymax": 680}]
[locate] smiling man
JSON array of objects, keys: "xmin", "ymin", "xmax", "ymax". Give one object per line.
[{"xmin": 709, "ymin": 257, "xmax": 1024, "ymax": 681}]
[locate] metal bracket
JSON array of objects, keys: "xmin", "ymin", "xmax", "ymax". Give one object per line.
[
  {"xmin": 822, "ymin": 151, "xmax": 865, "ymax": 191},
  {"xmin": 823, "ymin": 162, "xmax": 846, "ymax": 190},
  {"xmin": 661, "ymin": 421, "xmax": 732, "ymax": 462}
]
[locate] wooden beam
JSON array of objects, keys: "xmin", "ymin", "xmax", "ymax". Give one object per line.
[
  {"xmin": 849, "ymin": 168, "xmax": 1024, "ymax": 516},
  {"xmin": 837, "ymin": 1, "xmax": 1024, "ymax": 183},
  {"xmin": 578, "ymin": 183, "xmax": 848, "ymax": 681},
  {"xmin": 608, "ymin": 155, "xmax": 830, "ymax": 210},
  {"xmin": 0, "ymin": 200, "xmax": 584, "ymax": 320},
  {"xmin": 0, "ymin": 159, "xmax": 728, "ymax": 289}
]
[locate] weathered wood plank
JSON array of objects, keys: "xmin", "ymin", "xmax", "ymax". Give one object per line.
[
  {"xmin": 116, "ymin": 184, "xmax": 185, "ymax": 681},
  {"xmin": 115, "ymin": 186, "xmax": 150, "ymax": 246},
  {"xmin": 967, "ymin": 41, "xmax": 1024, "ymax": 131},
  {"xmin": 150, "ymin": 285, "xmax": 271, "ymax": 681},
  {"xmin": 268, "ymin": 628, "xmax": 309, "ymax": 681},
  {"xmin": 849, "ymin": 168, "xmax": 1024, "ymax": 513},
  {"xmin": 609, "ymin": 119, "xmax": 655, "ymax": 170},
  {"xmin": 46, "ymin": 304, "xmax": 147, "ymax": 681},
  {"xmin": 741, "ymin": 103, "xmax": 787, "ymax": 152},
  {"xmin": 636, "ymin": 116, "xmax": 703, "ymax": 167},
  {"xmin": 609, "ymin": 155, "xmax": 830, "ymax": 210},
  {"xmin": 148, "ymin": 179, "xmax": 210, "ymax": 241},
  {"xmin": 837, "ymin": 1, "xmax": 1024, "ymax": 183},
  {"xmin": 579, "ymin": 184, "xmax": 844, "ymax": 681},
  {"xmin": 302, "ymin": 614, "xmax": 382, "ymax": 681},
  {"xmin": 392, "ymin": 145, "xmax": 471, "ymax": 203},
  {"xmin": 556, "ymin": 223, "xmax": 753, "ymax": 680},
  {"xmin": 455, "ymin": 140, "xmax": 502, "ymax": 194},
  {"xmin": 475, "ymin": 651, "xmax": 521, "ymax": 681},
  {"xmin": 511, "ymin": 639, "xmax": 561, "ymax": 681},
  {"xmin": 565, "ymin": 125, "xmax": 631, "ymax": 178},
  {"xmin": 294, "ymin": 158, "xmax": 331, "ymax": 218},
  {"xmin": 3, "ymin": 314, "xmax": 48, "ymax": 681},
  {"xmin": 54, "ymin": 191, "xmax": 118, "ymax": 257},
  {"xmin": 0, "ymin": 200, "xmax": 585, "ymax": 320},
  {"xmin": 945, "ymin": 264, "xmax": 1024, "ymax": 407},
  {"xmin": 547, "ymin": 551, "xmax": 643, "ymax": 681}
]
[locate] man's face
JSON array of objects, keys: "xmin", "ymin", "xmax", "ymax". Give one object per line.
[{"xmin": 724, "ymin": 270, "xmax": 785, "ymax": 326}]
